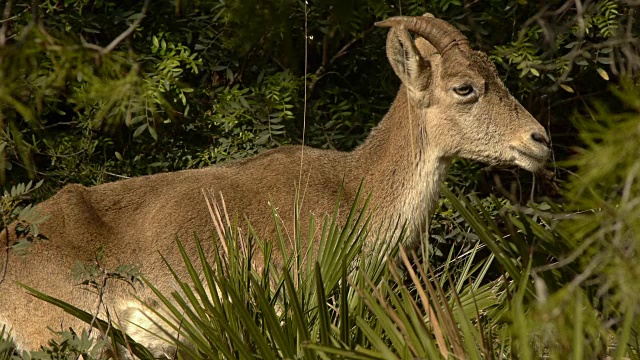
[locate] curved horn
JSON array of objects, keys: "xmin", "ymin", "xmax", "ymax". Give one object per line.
[{"xmin": 375, "ymin": 15, "xmax": 471, "ymax": 54}]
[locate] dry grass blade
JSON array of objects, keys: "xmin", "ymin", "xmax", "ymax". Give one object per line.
[
  {"xmin": 397, "ymin": 247, "xmax": 448, "ymax": 358},
  {"xmin": 202, "ymin": 189, "xmax": 228, "ymax": 258}
]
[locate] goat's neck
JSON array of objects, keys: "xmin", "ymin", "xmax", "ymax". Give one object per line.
[{"xmin": 353, "ymin": 88, "xmax": 452, "ymax": 241}]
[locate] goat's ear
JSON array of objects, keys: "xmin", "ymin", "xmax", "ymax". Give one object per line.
[
  {"xmin": 415, "ymin": 37, "xmax": 438, "ymax": 59},
  {"xmin": 386, "ymin": 27, "xmax": 431, "ymax": 91}
]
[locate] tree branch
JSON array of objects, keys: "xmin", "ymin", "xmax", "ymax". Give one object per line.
[
  {"xmin": 0, "ymin": 0, "xmax": 13, "ymax": 47},
  {"xmin": 0, "ymin": 225, "xmax": 9, "ymax": 286},
  {"xmin": 308, "ymin": 25, "xmax": 375, "ymax": 92},
  {"xmin": 82, "ymin": 0, "xmax": 150, "ymax": 55}
]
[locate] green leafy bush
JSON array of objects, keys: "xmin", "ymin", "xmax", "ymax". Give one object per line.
[{"xmin": 2, "ymin": 1, "xmax": 640, "ymax": 358}]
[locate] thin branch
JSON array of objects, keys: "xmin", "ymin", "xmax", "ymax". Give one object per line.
[
  {"xmin": 533, "ymin": 234, "xmax": 599, "ymax": 273},
  {"xmin": 550, "ymin": 0, "xmax": 575, "ymax": 17},
  {"xmin": 104, "ymin": 171, "xmax": 131, "ymax": 180},
  {"xmin": 622, "ymin": 5, "xmax": 639, "ymax": 77},
  {"xmin": 0, "ymin": 225, "xmax": 9, "ymax": 286},
  {"xmin": 102, "ymin": 0, "xmax": 149, "ymax": 54},
  {"xmin": 0, "ymin": 0, "xmax": 13, "ymax": 47},
  {"xmin": 0, "ymin": 5, "xmax": 28, "ymax": 24},
  {"xmin": 308, "ymin": 25, "xmax": 375, "ymax": 92},
  {"xmin": 82, "ymin": 0, "xmax": 150, "ymax": 55},
  {"xmin": 10, "ymin": 159, "xmax": 52, "ymax": 178},
  {"xmin": 557, "ymin": 0, "xmax": 586, "ymax": 83},
  {"xmin": 43, "ymin": 121, "xmax": 78, "ymax": 129}
]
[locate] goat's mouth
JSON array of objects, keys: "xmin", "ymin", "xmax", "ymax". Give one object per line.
[{"xmin": 511, "ymin": 145, "xmax": 549, "ymax": 172}]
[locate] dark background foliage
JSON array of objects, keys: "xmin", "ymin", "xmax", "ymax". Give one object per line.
[
  {"xmin": 0, "ymin": 0, "xmax": 638, "ymax": 248},
  {"xmin": 0, "ymin": 0, "xmax": 638, "ymax": 188},
  {"xmin": 1, "ymin": 1, "xmax": 640, "ymax": 358}
]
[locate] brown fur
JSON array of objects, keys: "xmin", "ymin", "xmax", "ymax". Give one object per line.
[{"xmin": 0, "ymin": 17, "xmax": 550, "ymax": 356}]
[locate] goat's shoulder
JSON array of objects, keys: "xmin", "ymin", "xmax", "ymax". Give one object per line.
[{"xmin": 37, "ymin": 183, "xmax": 90, "ymax": 212}]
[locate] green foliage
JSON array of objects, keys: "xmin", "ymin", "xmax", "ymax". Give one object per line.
[
  {"xmin": 71, "ymin": 245, "xmax": 142, "ymax": 292},
  {"xmin": 0, "ymin": 180, "xmax": 47, "ymax": 253},
  {"xmin": 27, "ymin": 329, "xmax": 109, "ymax": 360},
  {"xmin": 1, "ymin": 0, "xmax": 637, "ymax": 204},
  {"xmin": 192, "ymin": 71, "xmax": 302, "ymax": 165},
  {"xmin": 561, "ymin": 82, "xmax": 640, "ymax": 327},
  {"xmin": 141, "ymin": 186, "xmax": 392, "ymax": 358},
  {"xmin": 443, "ymin": 87, "xmax": 640, "ymax": 358},
  {"xmin": 2, "ymin": 1, "xmax": 640, "ymax": 358},
  {"xmin": 22, "ymin": 283, "xmax": 155, "ymax": 359},
  {"xmin": 0, "ymin": 326, "xmax": 16, "ymax": 360},
  {"xmin": 17, "ymin": 89, "xmax": 640, "ymax": 357},
  {"xmin": 23, "ymin": 185, "xmax": 508, "ymax": 359}
]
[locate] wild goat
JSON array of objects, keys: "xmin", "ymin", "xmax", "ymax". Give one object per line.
[{"xmin": 1, "ymin": 14, "xmax": 550, "ymax": 355}]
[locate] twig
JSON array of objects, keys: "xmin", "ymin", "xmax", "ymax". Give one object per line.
[
  {"xmin": 553, "ymin": 0, "xmax": 586, "ymax": 83},
  {"xmin": 550, "ymin": 0, "xmax": 575, "ymax": 17},
  {"xmin": 625, "ymin": 7, "xmax": 635, "ymax": 75},
  {"xmin": 549, "ymin": 90, "xmax": 608, "ymax": 108},
  {"xmin": 297, "ymin": 0, "xmax": 310, "ymax": 253},
  {"xmin": 307, "ymin": 25, "xmax": 375, "ymax": 92},
  {"xmin": 533, "ymin": 234, "xmax": 599, "ymax": 273},
  {"xmin": 565, "ymin": 253, "xmax": 602, "ymax": 291},
  {"xmin": 0, "ymin": 5, "xmax": 28, "ymax": 24},
  {"xmin": 86, "ymin": 267, "xmax": 109, "ymax": 343},
  {"xmin": 10, "ymin": 159, "xmax": 51, "ymax": 178},
  {"xmin": 43, "ymin": 121, "xmax": 78, "ymax": 129},
  {"xmin": 104, "ymin": 171, "xmax": 131, "ymax": 179},
  {"xmin": 171, "ymin": 317, "xmax": 186, "ymax": 360},
  {"xmin": 102, "ymin": 0, "xmax": 149, "ymax": 54},
  {"xmin": 82, "ymin": 0, "xmax": 150, "ymax": 55},
  {"xmin": 0, "ymin": 0, "xmax": 13, "ymax": 47},
  {"xmin": 0, "ymin": 224, "xmax": 9, "ymax": 286}
]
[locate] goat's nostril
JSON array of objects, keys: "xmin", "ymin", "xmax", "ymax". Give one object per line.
[{"xmin": 531, "ymin": 132, "xmax": 549, "ymax": 147}]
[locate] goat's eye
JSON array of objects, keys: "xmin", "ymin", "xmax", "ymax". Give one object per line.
[{"xmin": 453, "ymin": 84, "xmax": 474, "ymax": 97}]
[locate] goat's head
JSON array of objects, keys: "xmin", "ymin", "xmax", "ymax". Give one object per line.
[{"xmin": 377, "ymin": 14, "xmax": 550, "ymax": 172}]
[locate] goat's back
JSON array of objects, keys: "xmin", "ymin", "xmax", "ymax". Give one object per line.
[{"xmin": 0, "ymin": 145, "xmax": 360, "ymax": 351}]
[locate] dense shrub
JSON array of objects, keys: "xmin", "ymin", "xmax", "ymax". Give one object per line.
[{"xmin": 1, "ymin": 0, "xmax": 639, "ymax": 358}]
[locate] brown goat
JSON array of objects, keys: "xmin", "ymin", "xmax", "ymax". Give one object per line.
[{"xmin": 0, "ymin": 14, "xmax": 550, "ymax": 356}]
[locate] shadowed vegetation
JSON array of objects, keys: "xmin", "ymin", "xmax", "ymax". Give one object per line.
[{"xmin": 1, "ymin": 0, "xmax": 639, "ymax": 358}]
